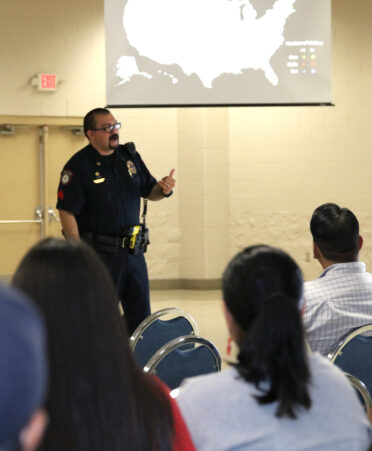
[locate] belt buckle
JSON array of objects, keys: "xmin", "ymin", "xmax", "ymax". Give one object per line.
[{"xmin": 121, "ymin": 237, "xmax": 127, "ymax": 248}]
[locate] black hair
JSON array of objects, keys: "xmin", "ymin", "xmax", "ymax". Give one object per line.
[
  {"xmin": 83, "ymin": 107, "xmax": 111, "ymax": 137},
  {"xmin": 310, "ymin": 203, "xmax": 359, "ymax": 262},
  {"xmin": 12, "ymin": 238, "xmax": 174, "ymax": 451},
  {"xmin": 222, "ymin": 245, "xmax": 311, "ymax": 419}
]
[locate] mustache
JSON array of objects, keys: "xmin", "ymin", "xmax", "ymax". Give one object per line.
[{"xmin": 110, "ymin": 134, "xmax": 119, "ymax": 141}]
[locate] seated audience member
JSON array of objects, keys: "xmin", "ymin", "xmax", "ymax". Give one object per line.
[
  {"xmin": 0, "ymin": 284, "xmax": 47, "ymax": 451},
  {"xmin": 12, "ymin": 238, "xmax": 195, "ymax": 451},
  {"xmin": 303, "ymin": 203, "xmax": 372, "ymax": 355},
  {"xmin": 175, "ymin": 245, "xmax": 372, "ymax": 450}
]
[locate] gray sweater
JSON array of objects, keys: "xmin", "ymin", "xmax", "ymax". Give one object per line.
[{"xmin": 176, "ymin": 353, "xmax": 372, "ymax": 451}]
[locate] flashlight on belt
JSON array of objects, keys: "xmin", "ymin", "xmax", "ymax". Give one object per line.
[{"xmin": 129, "ymin": 225, "xmax": 141, "ymax": 251}]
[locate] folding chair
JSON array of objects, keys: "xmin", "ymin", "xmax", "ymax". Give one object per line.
[
  {"xmin": 129, "ymin": 307, "xmax": 198, "ymax": 368},
  {"xmin": 328, "ymin": 323, "xmax": 372, "ymax": 403},
  {"xmin": 144, "ymin": 334, "xmax": 221, "ymax": 390}
]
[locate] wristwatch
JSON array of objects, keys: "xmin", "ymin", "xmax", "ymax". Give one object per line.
[{"xmin": 161, "ymin": 189, "xmax": 173, "ymax": 198}]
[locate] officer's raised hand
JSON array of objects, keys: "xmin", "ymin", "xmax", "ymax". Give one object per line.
[{"xmin": 149, "ymin": 169, "xmax": 176, "ymax": 200}]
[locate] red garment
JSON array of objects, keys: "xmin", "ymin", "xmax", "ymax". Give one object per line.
[{"xmin": 152, "ymin": 377, "xmax": 196, "ymax": 451}]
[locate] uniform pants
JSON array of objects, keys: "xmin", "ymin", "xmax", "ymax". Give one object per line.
[{"xmin": 97, "ymin": 248, "xmax": 151, "ymax": 336}]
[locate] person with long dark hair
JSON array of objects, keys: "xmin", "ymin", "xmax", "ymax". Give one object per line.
[
  {"xmin": 12, "ymin": 238, "xmax": 195, "ymax": 451},
  {"xmin": 176, "ymin": 245, "xmax": 372, "ymax": 450}
]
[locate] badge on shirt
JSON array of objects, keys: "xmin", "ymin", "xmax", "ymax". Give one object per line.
[
  {"xmin": 93, "ymin": 171, "xmax": 105, "ymax": 184},
  {"xmin": 126, "ymin": 160, "xmax": 137, "ymax": 178},
  {"xmin": 61, "ymin": 170, "xmax": 73, "ymax": 186}
]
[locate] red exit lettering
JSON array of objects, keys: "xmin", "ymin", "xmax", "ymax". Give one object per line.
[{"xmin": 40, "ymin": 74, "xmax": 56, "ymax": 90}]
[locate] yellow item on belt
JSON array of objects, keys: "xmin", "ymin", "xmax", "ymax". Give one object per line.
[{"xmin": 129, "ymin": 226, "xmax": 141, "ymax": 249}]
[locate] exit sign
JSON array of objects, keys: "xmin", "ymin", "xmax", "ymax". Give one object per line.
[{"xmin": 32, "ymin": 73, "xmax": 59, "ymax": 91}]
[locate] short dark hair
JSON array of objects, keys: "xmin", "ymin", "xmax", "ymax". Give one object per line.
[
  {"xmin": 12, "ymin": 238, "xmax": 174, "ymax": 451},
  {"xmin": 83, "ymin": 107, "xmax": 111, "ymax": 137},
  {"xmin": 310, "ymin": 203, "xmax": 359, "ymax": 262},
  {"xmin": 222, "ymin": 245, "xmax": 311, "ymax": 419}
]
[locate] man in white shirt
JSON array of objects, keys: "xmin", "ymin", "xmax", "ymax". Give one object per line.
[{"xmin": 303, "ymin": 202, "xmax": 372, "ymax": 355}]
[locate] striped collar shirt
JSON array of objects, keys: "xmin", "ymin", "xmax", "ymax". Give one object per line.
[{"xmin": 303, "ymin": 262, "xmax": 372, "ymax": 356}]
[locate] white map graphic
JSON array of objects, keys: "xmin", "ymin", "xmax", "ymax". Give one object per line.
[{"xmin": 117, "ymin": 0, "xmax": 296, "ymax": 89}]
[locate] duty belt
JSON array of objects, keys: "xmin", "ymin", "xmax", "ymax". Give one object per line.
[
  {"xmin": 81, "ymin": 201, "xmax": 150, "ymax": 254},
  {"xmin": 81, "ymin": 232, "xmax": 129, "ymax": 251},
  {"xmin": 81, "ymin": 225, "xmax": 149, "ymax": 254}
]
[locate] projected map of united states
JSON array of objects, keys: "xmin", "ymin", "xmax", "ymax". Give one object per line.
[{"xmin": 117, "ymin": 0, "xmax": 297, "ymax": 89}]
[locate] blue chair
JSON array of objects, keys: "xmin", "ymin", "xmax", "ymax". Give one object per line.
[
  {"xmin": 144, "ymin": 334, "xmax": 221, "ymax": 390},
  {"xmin": 328, "ymin": 323, "xmax": 372, "ymax": 406},
  {"xmin": 129, "ymin": 308, "xmax": 198, "ymax": 368}
]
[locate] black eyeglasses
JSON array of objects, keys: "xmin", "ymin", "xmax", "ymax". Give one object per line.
[{"xmin": 91, "ymin": 122, "xmax": 122, "ymax": 133}]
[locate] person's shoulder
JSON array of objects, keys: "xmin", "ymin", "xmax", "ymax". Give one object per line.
[
  {"xmin": 64, "ymin": 144, "xmax": 93, "ymax": 167},
  {"xmin": 304, "ymin": 278, "xmax": 319, "ymax": 290},
  {"xmin": 117, "ymin": 142, "xmax": 139, "ymax": 158},
  {"xmin": 177, "ymin": 368, "xmax": 237, "ymax": 400},
  {"xmin": 309, "ymin": 352, "xmax": 334, "ymax": 369},
  {"xmin": 303, "ymin": 268, "xmax": 335, "ymax": 295},
  {"xmin": 358, "ymin": 261, "xmax": 372, "ymax": 278},
  {"xmin": 309, "ymin": 353, "xmax": 352, "ymax": 388},
  {"xmin": 303, "ymin": 278, "xmax": 323, "ymax": 304}
]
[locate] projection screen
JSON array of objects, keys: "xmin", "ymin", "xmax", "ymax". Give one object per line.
[{"xmin": 104, "ymin": 0, "xmax": 331, "ymax": 107}]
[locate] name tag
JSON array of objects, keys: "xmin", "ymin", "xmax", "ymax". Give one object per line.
[{"xmin": 93, "ymin": 178, "xmax": 105, "ymax": 184}]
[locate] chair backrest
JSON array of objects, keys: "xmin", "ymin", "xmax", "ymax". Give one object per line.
[
  {"xmin": 328, "ymin": 323, "xmax": 372, "ymax": 400},
  {"xmin": 344, "ymin": 372, "xmax": 372, "ymax": 412},
  {"xmin": 144, "ymin": 335, "xmax": 221, "ymax": 390},
  {"xmin": 129, "ymin": 308, "xmax": 198, "ymax": 368}
]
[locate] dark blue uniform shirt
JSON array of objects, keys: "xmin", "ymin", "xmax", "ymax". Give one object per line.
[{"xmin": 56, "ymin": 144, "xmax": 157, "ymax": 236}]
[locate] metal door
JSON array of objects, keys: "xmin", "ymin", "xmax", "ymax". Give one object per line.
[{"xmin": 0, "ymin": 121, "xmax": 86, "ymax": 281}]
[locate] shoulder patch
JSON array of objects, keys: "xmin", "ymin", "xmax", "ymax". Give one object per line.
[{"xmin": 61, "ymin": 170, "xmax": 73, "ymax": 186}]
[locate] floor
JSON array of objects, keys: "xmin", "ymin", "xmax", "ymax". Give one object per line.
[{"xmin": 151, "ymin": 289, "xmax": 236, "ymax": 369}]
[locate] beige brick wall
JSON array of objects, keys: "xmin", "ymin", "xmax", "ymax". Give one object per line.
[
  {"xmin": 228, "ymin": 0, "xmax": 372, "ymax": 281},
  {"xmin": 0, "ymin": 0, "xmax": 106, "ymax": 116},
  {"xmin": 1, "ymin": 0, "xmax": 372, "ymax": 283},
  {"xmin": 177, "ymin": 108, "xmax": 229, "ymax": 280}
]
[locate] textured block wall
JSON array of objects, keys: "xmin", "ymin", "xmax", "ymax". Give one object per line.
[
  {"xmin": 228, "ymin": 0, "xmax": 372, "ymax": 281},
  {"xmin": 0, "ymin": 0, "xmax": 105, "ymax": 116}
]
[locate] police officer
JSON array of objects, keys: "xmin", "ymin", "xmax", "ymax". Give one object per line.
[{"xmin": 56, "ymin": 107, "xmax": 175, "ymax": 335}]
